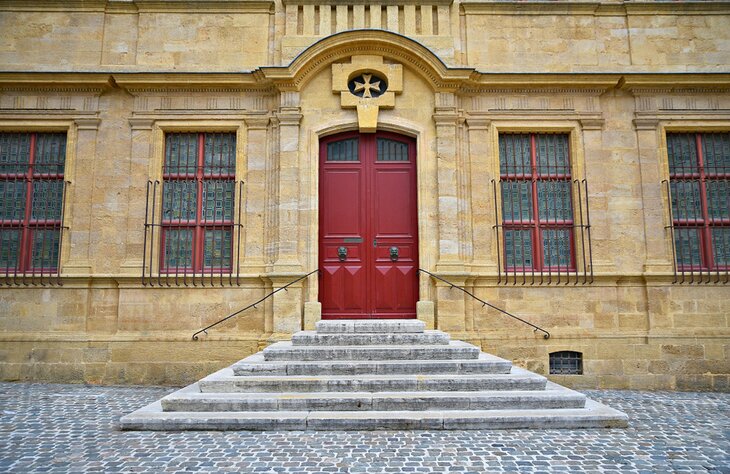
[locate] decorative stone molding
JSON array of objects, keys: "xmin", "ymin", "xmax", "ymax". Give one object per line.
[
  {"xmin": 128, "ymin": 118, "xmax": 155, "ymax": 130},
  {"xmin": 74, "ymin": 118, "xmax": 101, "ymax": 130},
  {"xmin": 579, "ymin": 118, "xmax": 604, "ymax": 131},
  {"xmin": 243, "ymin": 115, "xmax": 271, "ymax": 130},
  {"xmin": 633, "ymin": 118, "xmax": 661, "ymax": 131},
  {"xmin": 332, "ymin": 55, "xmax": 403, "ymax": 132},
  {"xmin": 261, "ymin": 30, "xmax": 475, "ymax": 92}
]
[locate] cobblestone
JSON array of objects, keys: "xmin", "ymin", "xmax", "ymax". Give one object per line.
[{"xmin": 0, "ymin": 383, "xmax": 728, "ymax": 473}]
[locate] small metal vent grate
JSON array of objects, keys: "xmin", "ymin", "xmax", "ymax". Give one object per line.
[{"xmin": 549, "ymin": 351, "xmax": 583, "ymax": 375}]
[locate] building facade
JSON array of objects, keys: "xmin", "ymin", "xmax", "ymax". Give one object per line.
[{"xmin": 0, "ymin": 0, "xmax": 729, "ymax": 390}]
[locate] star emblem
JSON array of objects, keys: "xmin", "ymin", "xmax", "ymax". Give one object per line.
[{"xmin": 352, "ymin": 74, "xmax": 382, "ymax": 98}]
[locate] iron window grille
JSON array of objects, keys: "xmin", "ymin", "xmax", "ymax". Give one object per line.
[
  {"xmin": 142, "ymin": 132, "xmax": 244, "ymax": 286},
  {"xmin": 549, "ymin": 351, "xmax": 583, "ymax": 375},
  {"xmin": 664, "ymin": 132, "xmax": 729, "ymax": 284},
  {"xmin": 0, "ymin": 132, "xmax": 68, "ymax": 286},
  {"xmin": 493, "ymin": 133, "xmax": 593, "ymax": 285}
]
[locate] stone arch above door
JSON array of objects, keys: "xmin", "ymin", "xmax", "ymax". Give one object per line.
[{"xmin": 259, "ymin": 30, "xmax": 475, "ymax": 93}]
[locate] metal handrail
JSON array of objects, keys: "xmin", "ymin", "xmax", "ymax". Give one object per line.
[
  {"xmin": 418, "ymin": 268, "xmax": 550, "ymax": 339},
  {"xmin": 192, "ymin": 269, "xmax": 320, "ymax": 340}
]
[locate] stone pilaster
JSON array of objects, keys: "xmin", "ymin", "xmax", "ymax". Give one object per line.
[
  {"xmin": 433, "ymin": 92, "xmax": 463, "ymax": 272},
  {"xmin": 435, "ymin": 275, "xmax": 468, "ymax": 332},
  {"xmin": 580, "ymin": 117, "xmax": 614, "ymax": 274},
  {"xmin": 465, "ymin": 116, "xmax": 494, "ymax": 271},
  {"xmin": 433, "ymin": 93, "xmax": 466, "ymax": 331},
  {"xmin": 63, "ymin": 118, "xmax": 100, "ymax": 275},
  {"xmin": 120, "ymin": 118, "xmax": 154, "ymax": 276},
  {"xmin": 268, "ymin": 274, "xmax": 304, "ymax": 335},
  {"xmin": 634, "ymin": 118, "xmax": 673, "ymax": 274},
  {"xmin": 242, "ymin": 115, "xmax": 270, "ymax": 270},
  {"xmin": 274, "ymin": 92, "xmax": 302, "ymax": 272}
]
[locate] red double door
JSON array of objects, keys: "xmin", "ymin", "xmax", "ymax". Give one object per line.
[{"xmin": 319, "ymin": 131, "xmax": 419, "ymax": 319}]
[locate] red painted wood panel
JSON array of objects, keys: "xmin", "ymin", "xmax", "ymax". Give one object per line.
[{"xmin": 319, "ymin": 131, "xmax": 418, "ymax": 319}]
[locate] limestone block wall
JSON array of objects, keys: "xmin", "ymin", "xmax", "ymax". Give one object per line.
[
  {"xmin": 0, "ymin": 1, "xmax": 729, "ymax": 390},
  {"xmin": 2, "ymin": 1, "xmax": 729, "ymax": 73}
]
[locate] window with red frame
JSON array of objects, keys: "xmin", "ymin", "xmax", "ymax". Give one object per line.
[
  {"xmin": 499, "ymin": 133, "xmax": 574, "ymax": 271},
  {"xmin": 667, "ymin": 132, "xmax": 730, "ymax": 271},
  {"xmin": 0, "ymin": 132, "xmax": 66, "ymax": 273},
  {"xmin": 161, "ymin": 132, "xmax": 235, "ymax": 273}
]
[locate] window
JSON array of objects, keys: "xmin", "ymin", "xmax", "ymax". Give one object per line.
[
  {"xmin": 667, "ymin": 132, "xmax": 730, "ymax": 272},
  {"xmin": 499, "ymin": 133, "xmax": 574, "ymax": 271},
  {"xmin": 549, "ymin": 351, "xmax": 583, "ymax": 375},
  {"xmin": 0, "ymin": 132, "xmax": 66, "ymax": 274},
  {"xmin": 161, "ymin": 132, "xmax": 235, "ymax": 273}
]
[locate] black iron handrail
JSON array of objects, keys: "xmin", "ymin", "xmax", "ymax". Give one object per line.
[
  {"xmin": 418, "ymin": 268, "xmax": 550, "ymax": 339},
  {"xmin": 192, "ymin": 269, "xmax": 320, "ymax": 340}
]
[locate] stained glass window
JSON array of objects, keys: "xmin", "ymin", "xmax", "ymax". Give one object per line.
[
  {"xmin": 499, "ymin": 133, "xmax": 574, "ymax": 270},
  {"xmin": 668, "ymin": 132, "xmax": 730, "ymax": 270},
  {"xmin": 0, "ymin": 132, "xmax": 66, "ymax": 273},
  {"xmin": 161, "ymin": 132, "xmax": 235, "ymax": 272}
]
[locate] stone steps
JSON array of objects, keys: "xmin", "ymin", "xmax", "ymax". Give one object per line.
[
  {"xmin": 316, "ymin": 320, "xmax": 425, "ymax": 333},
  {"xmin": 120, "ymin": 319, "xmax": 629, "ymax": 430},
  {"xmin": 263, "ymin": 340, "xmax": 480, "ymax": 361},
  {"xmin": 198, "ymin": 367, "xmax": 547, "ymax": 393},
  {"xmin": 121, "ymin": 399, "xmax": 627, "ymax": 431},
  {"xmin": 161, "ymin": 382, "xmax": 586, "ymax": 412},
  {"xmin": 231, "ymin": 353, "xmax": 512, "ymax": 376},
  {"xmin": 291, "ymin": 330, "xmax": 450, "ymax": 346}
]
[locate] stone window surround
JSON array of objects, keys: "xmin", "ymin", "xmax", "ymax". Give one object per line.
[
  {"xmin": 488, "ymin": 120, "xmax": 590, "ymax": 278},
  {"xmin": 660, "ymin": 123, "xmax": 730, "ymax": 278},
  {"xmin": 0, "ymin": 120, "xmax": 83, "ymax": 279},
  {"xmin": 0, "ymin": 131, "xmax": 67, "ymax": 273},
  {"xmin": 143, "ymin": 120, "xmax": 247, "ymax": 279},
  {"xmin": 633, "ymin": 116, "xmax": 730, "ymax": 278}
]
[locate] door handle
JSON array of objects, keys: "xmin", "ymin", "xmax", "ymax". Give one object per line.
[
  {"xmin": 337, "ymin": 246, "xmax": 347, "ymax": 261},
  {"xmin": 389, "ymin": 246, "xmax": 399, "ymax": 261}
]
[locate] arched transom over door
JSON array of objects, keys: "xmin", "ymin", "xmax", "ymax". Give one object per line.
[{"xmin": 319, "ymin": 131, "xmax": 419, "ymax": 319}]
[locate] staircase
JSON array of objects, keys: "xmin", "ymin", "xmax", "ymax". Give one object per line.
[{"xmin": 120, "ymin": 320, "xmax": 628, "ymax": 430}]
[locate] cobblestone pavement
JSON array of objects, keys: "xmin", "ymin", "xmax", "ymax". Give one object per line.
[{"xmin": 0, "ymin": 383, "xmax": 728, "ymax": 473}]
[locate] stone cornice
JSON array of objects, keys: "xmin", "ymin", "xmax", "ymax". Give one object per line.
[
  {"xmin": 624, "ymin": 0, "xmax": 730, "ymax": 15},
  {"xmin": 0, "ymin": 0, "xmax": 274, "ymax": 13},
  {"xmin": 0, "ymin": 73, "xmax": 114, "ymax": 92},
  {"xmin": 620, "ymin": 74, "xmax": 730, "ymax": 93},
  {"xmin": 465, "ymin": 74, "xmax": 620, "ymax": 92},
  {"xmin": 0, "ymin": 0, "xmax": 107, "ymax": 12},
  {"xmin": 133, "ymin": 0, "xmax": 274, "ymax": 13},
  {"xmin": 460, "ymin": 0, "xmax": 730, "ymax": 15},
  {"xmin": 112, "ymin": 73, "xmax": 269, "ymax": 92},
  {"xmin": 1, "ymin": 71, "xmax": 728, "ymax": 98}
]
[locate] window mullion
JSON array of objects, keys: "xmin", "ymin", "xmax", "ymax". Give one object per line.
[
  {"xmin": 195, "ymin": 133, "xmax": 205, "ymax": 273},
  {"xmin": 696, "ymin": 133, "xmax": 714, "ymax": 270},
  {"xmin": 18, "ymin": 133, "xmax": 36, "ymax": 273},
  {"xmin": 530, "ymin": 134, "xmax": 543, "ymax": 270}
]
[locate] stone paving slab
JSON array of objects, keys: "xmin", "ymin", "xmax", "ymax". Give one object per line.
[{"xmin": 1, "ymin": 382, "xmax": 728, "ymax": 473}]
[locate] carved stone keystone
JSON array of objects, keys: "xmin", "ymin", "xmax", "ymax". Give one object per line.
[{"xmin": 332, "ymin": 55, "xmax": 403, "ymax": 133}]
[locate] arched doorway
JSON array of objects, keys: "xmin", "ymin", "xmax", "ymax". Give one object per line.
[{"xmin": 319, "ymin": 131, "xmax": 419, "ymax": 319}]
